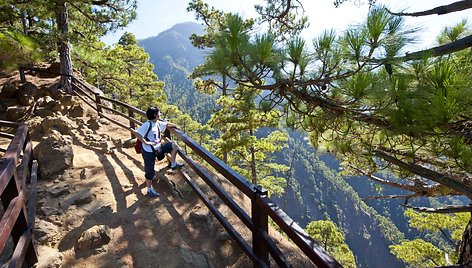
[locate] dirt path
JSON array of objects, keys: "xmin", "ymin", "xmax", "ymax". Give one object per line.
[{"xmin": 35, "ymin": 118, "xmax": 247, "ymax": 267}]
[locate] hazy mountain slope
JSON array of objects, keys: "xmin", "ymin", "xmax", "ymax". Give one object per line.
[
  {"xmin": 138, "ymin": 22, "xmax": 216, "ymax": 123},
  {"xmin": 271, "ymin": 131, "xmax": 405, "ymax": 268}
]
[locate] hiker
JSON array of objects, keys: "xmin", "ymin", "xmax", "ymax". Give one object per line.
[{"xmin": 134, "ymin": 107, "xmax": 184, "ymax": 197}]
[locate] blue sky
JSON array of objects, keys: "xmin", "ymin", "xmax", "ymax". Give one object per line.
[{"xmin": 102, "ymin": 0, "xmax": 471, "ymax": 50}]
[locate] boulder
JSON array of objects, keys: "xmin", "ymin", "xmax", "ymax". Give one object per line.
[
  {"xmin": 6, "ymin": 106, "xmax": 28, "ymax": 121},
  {"xmin": 35, "ymin": 219, "xmax": 59, "ymax": 243},
  {"xmin": 0, "ymin": 98, "xmax": 19, "ymax": 113},
  {"xmin": 34, "ymin": 107, "xmax": 56, "ymax": 118},
  {"xmin": 80, "ymin": 168, "xmax": 92, "ymax": 180},
  {"xmin": 68, "ymin": 105, "xmax": 86, "ymax": 118},
  {"xmin": 52, "ymin": 102, "xmax": 65, "ymax": 113},
  {"xmin": 40, "ymin": 116, "xmax": 74, "ymax": 135},
  {"xmin": 60, "ymin": 95, "xmax": 77, "ymax": 107},
  {"xmin": 26, "ymin": 116, "xmax": 44, "ymax": 140},
  {"xmin": 189, "ymin": 207, "xmax": 212, "ymax": 230},
  {"xmin": 36, "ymin": 246, "xmax": 63, "ymax": 268},
  {"xmin": 76, "ymin": 225, "xmax": 111, "ymax": 250},
  {"xmin": 87, "ymin": 117, "xmax": 101, "ymax": 131},
  {"xmin": 37, "ymin": 96, "xmax": 55, "ymax": 107},
  {"xmin": 1, "ymin": 82, "xmax": 17, "ymax": 98},
  {"xmin": 33, "ymin": 130, "xmax": 74, "ymax": 178},
  {"xmin": 17, "ymin": 82, "xmax": 38, "ymax": 106},
  {"xmin": 48, "ymin": 84, "xmax": 64, "ymax": 100}
]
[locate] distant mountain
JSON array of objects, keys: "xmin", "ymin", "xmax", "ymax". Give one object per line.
[
  {"xmin": 138, "ymin": 22, "xmax": 216, "ymax": 122},
  {"xmin": 139, "ymin": 22, "xmax": 205, "ymax": 77}
]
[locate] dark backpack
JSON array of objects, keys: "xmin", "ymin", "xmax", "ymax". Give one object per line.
[{"xmin": 134, "ymin": 121, "xmax": 152, "ymax": 154}]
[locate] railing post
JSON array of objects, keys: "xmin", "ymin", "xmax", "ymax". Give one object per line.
[
  {"xmin": 129, "ymin": 108, "xmax": 135, "ymax": 139},
  {"xmin": 252, "ymin": 186, "xmax": 269, "ymax": 268},
  {"xmin": 94, "ymin": 93, "xmax": 103, "ymax": 118}
]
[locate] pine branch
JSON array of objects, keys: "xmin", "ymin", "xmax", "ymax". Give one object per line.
[
  {"xmin": 364, "ymin": 194, "xmax": 419, "ymax": 201},
  {"xmin": 401, "ymin": 204, "xmax": 472, "ymax": 213},
  {"xmin": 373, "ymin": 150, "xmax": 472, "ymax": 198},
  {"xmin": 349, "ymin": 165, "xmax": 418, "ymax": 191},
  {"xmin": 388, "ymin": 0, "xmax": 472, "ymax": 17},
  {"xmin": 393, "ymin": 34, "xmax": 472, "ymax": 61}
]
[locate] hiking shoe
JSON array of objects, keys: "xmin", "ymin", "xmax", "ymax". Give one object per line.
[
  {"xmin": 171, "ymin": 163, "xmax": 184, "ymax": 170},
  {"xmin": 147, "ymin": 188, "xmax": 160, "ymax": 197}
]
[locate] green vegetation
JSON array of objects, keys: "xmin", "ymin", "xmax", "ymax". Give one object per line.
[
  {"xmin": 208, "ymin": 85, "xmax": 288, "ymax": 194},
  {"xmin": 0, "ymin": 28, "xmax": 41, "ymax": 70},
  {"xmin": 390, "ymin": 209, "xmax": 470, "ymax": 267},
  {"xmin": 305, "ymin": 220, "xmax": 356, "ymax": 268}
]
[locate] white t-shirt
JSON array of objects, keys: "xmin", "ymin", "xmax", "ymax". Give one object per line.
[{"xmin": 136, "ymin": 120, "xmax": 168, "ymax": 152}]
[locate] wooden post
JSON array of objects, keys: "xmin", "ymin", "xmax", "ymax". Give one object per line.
[
  {"xmin": 129, "ymin": 108, "xmax": 135, "ymax": 139},
  {"xmin": 95, "ymin": 93, "xmax": 103, "ymax": 118},
  {"xmin": 252, "ymin": 186, "xmax": 269, "ymax": 268}
]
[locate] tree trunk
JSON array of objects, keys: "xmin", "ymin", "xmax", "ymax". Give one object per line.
[
  {"xmin": 55, "ymin": 1, "xmax": 73, "ymax": 93},
  {"xmin": 250, "ymin": 146, "xmax": 257, "ymax": 185},
  {"xmin": 19, "ymin": 11, "xmax": 28, "ymax": 83},
  {"xmin": 459, "ymin": 213, "xmax": 472, "ymax": 266},
  {"xmin": 222, "ymin": 74, "xmax": 228, "ymax": 164},
  {"xmin": 249, "ymin": 129, "xmax": 257, "ymax": 185}
]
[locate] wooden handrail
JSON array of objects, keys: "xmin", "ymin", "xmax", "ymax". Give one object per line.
[
  {"xmin": 0, "ymin": 121, "xmax": 38, "ymax": 267},
  {"xmin": 70, "ymin": 77, "xmax": 342, "ymax": 268},
  {"xmin": 177, "ymin": 148, "xmax": 254, "ymax": 229},
  {"xmin": 172, "ymin": 128, "xmax": 258, "ymax": 198},
  {"xmin": 256, "ymin": 195, "xmax": 342, "ymax": 268},
  {"xmin": 98, "ymin": 104, "xmax": 142, "ymax": 126},
  {"xmin": 180, "ymin": 170, "xmax": 267, "ymax": 268},
  {"xmin": 0, "ymin": 193, "xmax": 25, "ymax": 252},
  {"xmin": 99, "ymin": 95, "xmax": 146, "ymax": 117}
]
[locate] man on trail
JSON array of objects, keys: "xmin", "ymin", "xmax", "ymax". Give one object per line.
[{"xmin": 134, "ymin": 107, "xmax": 184, "ymax": 197}]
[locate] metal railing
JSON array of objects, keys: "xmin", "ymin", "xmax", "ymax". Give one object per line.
[
  {"xmin": 0, "ymin": 120, "xmax": 39, "ymax": 267},
  {"xmin": 70, "ymin": 76, "xmax": 342, "ymax": 268}
]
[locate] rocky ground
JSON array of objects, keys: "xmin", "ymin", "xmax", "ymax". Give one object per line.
[{"xmin": 0, "ymin": 70, "xmax": 313, "ymax": 267}]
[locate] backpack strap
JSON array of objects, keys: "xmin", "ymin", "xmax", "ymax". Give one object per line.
[{"xmin": 143, "ymin": 121, "xmax": 152, "ymax": 141}]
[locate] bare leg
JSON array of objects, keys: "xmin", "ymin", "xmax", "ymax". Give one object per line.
[{"xmin": 170, "ymin": 142, "xmax": 179, "ymax": 163}]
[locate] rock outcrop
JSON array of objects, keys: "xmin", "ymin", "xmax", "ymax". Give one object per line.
[{"xmin": 33, "ymin": 129, "xmax": 74, "ymax": 178}]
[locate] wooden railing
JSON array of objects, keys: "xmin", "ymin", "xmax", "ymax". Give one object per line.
[
  {"xmin": 71, "ymin": 76, "xmax": 342, "ymax": 268},
  {"xmin": 0, "ymin": 121, "xmax": 39, "ymax": 267}
]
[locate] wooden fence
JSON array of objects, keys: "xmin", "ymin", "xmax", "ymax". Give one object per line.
[
  {"xmin": 0, "ymin": 120, "xmax": 38, "ymax": 267},
  {"xmin": 71, "ymin": 76, "xmax": 342, "ymax": 268}
]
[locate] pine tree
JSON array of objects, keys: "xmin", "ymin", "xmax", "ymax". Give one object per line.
[
  {"xmin": 189, "ymin": 1, "xmax": 472, "ymax": 264},
  {"xmin": 208, "ymin": 85, "xmax": 288, "ymax": 195},
  {"xmin": 0, "ymin": 0, "xmax": 137, "ymax": 91},
  {"xmin": 305, "ymin": 220, "xmax": 356, "ymax": 268}
]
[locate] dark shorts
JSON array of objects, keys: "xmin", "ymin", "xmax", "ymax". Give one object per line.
[
  {"xmin": 158, "ymin": 142, "xmax": 173, "ymax": 154},
  {"xmin": 142, "ymin": 142, "xmax": 174, "ymax": 180}
]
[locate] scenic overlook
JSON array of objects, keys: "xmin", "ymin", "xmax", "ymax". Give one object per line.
[{"xmin": 0, "ymin": 0, "xmax": 471, "ymax": 267}]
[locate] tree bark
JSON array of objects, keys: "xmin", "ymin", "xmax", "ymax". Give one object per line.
[
  {"xmin": 459, "ymin": 213, "xmax": 472, "ymax": 267},
  {"xmin": 249, "ymin": 129, "xmax": 257, "ymax": 185},
  {"xmin": 250, "ymin": 145, "xmax": 257, "ymax": 185},
  {"xmin": 55, "ymin": 1, "xmax": 73, "ymax": 93},
  {"xmin": 389, "ymin": 0, "xmax": 472, "ymax": 17}
]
